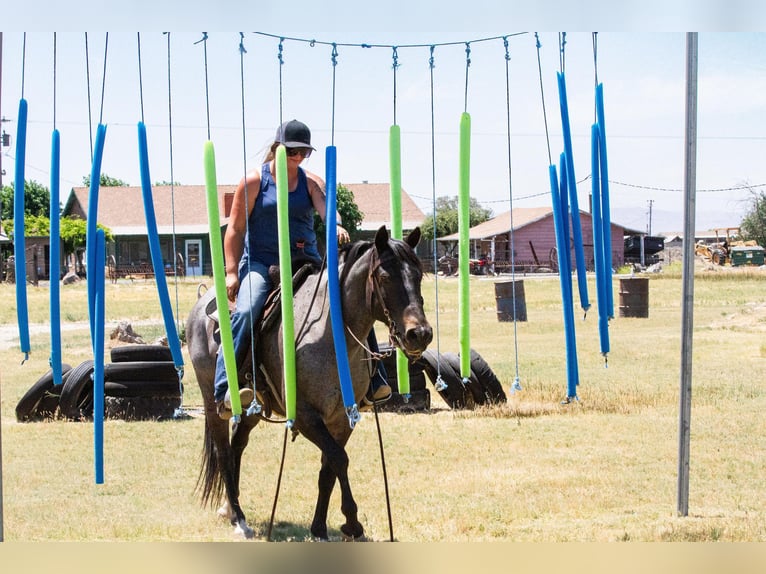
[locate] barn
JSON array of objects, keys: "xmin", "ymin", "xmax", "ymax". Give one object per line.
[{"xmin": 437, "ymin": 207, "xmax": 635, "ymax": 273}]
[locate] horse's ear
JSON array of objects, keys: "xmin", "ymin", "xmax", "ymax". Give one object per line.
[
  {"xmin": 375, "ymin": 225, "xmax": 390, "ymax": 252},
  {"xmin": 405, "ymin": 227, "xmax": 421, "ymax": 249}
]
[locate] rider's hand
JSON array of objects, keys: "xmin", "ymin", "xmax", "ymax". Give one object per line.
[
  {"xmin": 336, "ymin": 225, "xmax": 350, "ymax": 245},
  {"xmin": 225, "ymin": 273, "xmax": 240, "ymax": 303}
]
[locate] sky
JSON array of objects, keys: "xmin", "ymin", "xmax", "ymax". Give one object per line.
[{"xmin": 2, "ymin": 2, "xmax": 766, "ymax": 235}]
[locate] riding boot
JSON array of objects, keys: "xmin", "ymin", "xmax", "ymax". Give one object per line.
[{"xmin": 217, "ymin": 387, "xmax": 255, "ymax": 420}]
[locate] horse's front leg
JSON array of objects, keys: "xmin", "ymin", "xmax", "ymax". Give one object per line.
[{"xmin": 301, "ymin": 414, "xmax": 364, "ymax": 540}]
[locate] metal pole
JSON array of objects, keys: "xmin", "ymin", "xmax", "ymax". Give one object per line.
[{"xmin": 677, "ymin": 32, "xmax": 698, "ymax": 518}]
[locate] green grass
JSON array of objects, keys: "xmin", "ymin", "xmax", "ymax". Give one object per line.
[{"xmin": 1, "ymin": 267, "xmax": 765, "ymax": 541}]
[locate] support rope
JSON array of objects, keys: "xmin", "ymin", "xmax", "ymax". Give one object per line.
[
  {"xmin": 238, "ymin": 32, "xmax": 263, "ymax": 417},
  {"xmin": 84, "ymin": 33, "xmax": 93, "ymax": 161},
  {"xmin": 427, "ymin": 45, "xmax": 446, "ymax": 392},
  {"xmin": 194, "ymin": 33, "xmax": 211, "ymax": 140},
  {"xmin": 98, "ymin": 33, "xmax": 109, "ymax": 125},
  {"xmin": 165, "ymin": 33, "xmax": 182, "ymax": 341},
  {"xmin": 463, "ymin": 42, "xmax": 471, "ymax": 113},
  {"xmin": 534, "ymin": 33, "xmax": 553, "ymax": 167},
  {"xmin": 391, "ymin": 46, "xmax": 399, "ymax": 125},
  {"xmin": 503, "ymin": 36, "xmax": 522, "ymax": 394}
]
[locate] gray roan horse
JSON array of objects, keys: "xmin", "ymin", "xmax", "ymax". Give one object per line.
[{"xmin": 186, "ymin": 226, "xmax": 433, "ymax": 540}]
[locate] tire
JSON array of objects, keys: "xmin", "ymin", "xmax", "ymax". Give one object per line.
[
  {"xmin": 104, "ymin": 396, "xmax": 181, "ymax": 421},
  {"xmin": 442, "ymin": 352, "xmax": 486, "ymax": 406},
  {"xmin": 110, "ymin": 344, "xmax": 173, "ymax": 363},
  {"xmin": 34, "ymin": 369, "xmax": 73, "ymax": 419},
  {"xmin": 15, "ymin": 364, "xmax": 72, "ymax": 421},
  {"xmin": 417, "ymin": 350, "xmax": 469, "ymax": 409},
  {"xmin": 468, "ymin": 349, "xmax": 507, "ymax": 404},
  {"xmin": 58, "ymin": 360, "xmax": 96, "ymax": 420},
  {"xmin": 104, "ymin": 379, "xmax": 182, "ymax": 398},
  {"xmin": 104, "ymin": 361, "xmax": 180, "ymax": 383}
]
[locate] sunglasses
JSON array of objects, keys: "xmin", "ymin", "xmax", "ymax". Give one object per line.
[{"xmin": 286, "ymin": 147, "xmax": 312, "ymax": 158}]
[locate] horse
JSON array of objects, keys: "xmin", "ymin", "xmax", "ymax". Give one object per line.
[{"xmin": 186, "ymin": 225, "xmax": 433, "ymax": 540}]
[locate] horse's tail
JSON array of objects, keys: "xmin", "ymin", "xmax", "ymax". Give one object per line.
[{"xmin": 196, "ymin": 416, "xmax": 225, "ymax": 507}]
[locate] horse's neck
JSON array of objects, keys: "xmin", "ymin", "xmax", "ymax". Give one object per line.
[{"xmin": 339, "ymin": 255, "xmax": 377, "ymax": 344}]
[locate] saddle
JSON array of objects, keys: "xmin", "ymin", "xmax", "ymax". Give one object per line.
[{"xmin": 205, "ymin": 260, "xmax": 321, "ymax": 416}]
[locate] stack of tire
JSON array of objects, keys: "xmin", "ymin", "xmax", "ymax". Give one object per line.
[
  {"xmin": 416, "ymin": 348, "xmax": 507, "ymax": 409},
  {"xmin": 15, "ymin": 345, "xmax": 183, "ymax": 422}
]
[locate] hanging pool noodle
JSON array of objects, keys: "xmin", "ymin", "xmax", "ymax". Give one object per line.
[
  {"xmin": 325, "ymin": 146, "xmax": 360, "ymax": 427},
  {"xmin": 458, "ymin": 113, "xmax": 472, "ymax": 380},
  {"xmin": 551, "ymin": 158, "xmax": 579, "ymax": 400},
  {"xmin": 590, "ymin": 125, "xmax": 609, "ymax": 358},
  {"xmin": 50, "ymin": 129, "xmax": 63, "ymax": 384},
  {"xmin": 86, "ymin": 123, "xmax": 107, "ymax": 347},
  {"xmin": 93, "ymin": 229, "xmax": 105, "ymax": 484},
  {"xmin": 389, "ymin": 125, "xmax": 410, "ymax": 397},
  {"xmin": 596, "ymin": 83, "xmax": 614, "ymax": 319},
  {"xmin": 13, "ymin": 98, "xmax": 30, "ymax": 359},
  {"xmin": 203, "ymin": 141, "xmax": 242, "ymax": 419},
  {"xmin": 556, "ymin": 72, "xmax": 590, "ymax": 313},
  {"xmin": 137, "ymin": 122, "xmax": 184, "ymax": 371},
  {"xmin": 275, "ymin": 146, "xmax": 297, "ymax": 424}
]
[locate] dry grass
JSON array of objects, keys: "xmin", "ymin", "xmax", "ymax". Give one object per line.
[{"xmin": 1, "ymin": 265, "xmax": 765, "ymax": 542}]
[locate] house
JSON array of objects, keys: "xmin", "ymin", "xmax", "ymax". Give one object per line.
[
  {"xmin": 64, "ymin": 185, "xmax": 235, "ymax": 277},
  {"xmin": 437, "ymin": 206, "xmax": 637, "ymax": 272},
  {"xmin": 61, "ymin": 182, "xmax": 426, "ymax": 277}
]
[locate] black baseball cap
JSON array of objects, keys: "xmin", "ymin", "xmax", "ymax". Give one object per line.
[{"xmin": 275, "ymin": 119, "xmax": 315, "ymax": 150}]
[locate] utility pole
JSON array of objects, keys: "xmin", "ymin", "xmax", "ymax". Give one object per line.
[{"xmin": 647, "ymin": 199, "xmax": 654, "ymax": 236}]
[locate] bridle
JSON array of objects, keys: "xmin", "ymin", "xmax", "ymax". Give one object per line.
[{"xmin": 363, "ymin": 246, "xmax": 407, "ymax": 353}]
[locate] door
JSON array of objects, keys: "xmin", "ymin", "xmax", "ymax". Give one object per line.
[{"xmin": 185, "ymin": 239, "xmax": 202, "ymax": 277}]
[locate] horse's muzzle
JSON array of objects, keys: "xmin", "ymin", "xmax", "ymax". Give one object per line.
[{"xmin": 402, "ymin": 321, "xmax": 433, "ymax": 358}]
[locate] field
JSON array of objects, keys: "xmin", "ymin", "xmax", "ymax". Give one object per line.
[{"xmin": 0, "ymin": 263, "xmax": 765, "ymax": 542}]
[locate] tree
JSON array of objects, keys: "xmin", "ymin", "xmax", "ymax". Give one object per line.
[
  {"xmin": 420, "ymin": 195, "xmax": 493, "ymax": 240},
  {"xmin": 59, "ymin": 217, "xmax": 114, "ymax": 270},
  {"xmin": 0, "ymin": 179, "xmax": 51, "ymax": 220},
  {"xmin": 740, "ymin": 188, "xmax": 766, "ymax": 248},
  {"xmin": 313, "ymin": 183, "xmax": 364, "ymax": 246},
  {"xmin": 82, "ymin": 173, "xmax": 129, "ymax": 187}
]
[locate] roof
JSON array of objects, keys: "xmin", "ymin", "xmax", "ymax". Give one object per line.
[
  {"xmin": 63, "ymin": 182, "xmax": 425, "ymax": 235},
  {"xmin": 438, "ymin": 206, "xmax": 639, "ymax": 241},
  {"xmin": 342, "ymin": 182, "xmax": 425, "ymax": 231},
  {"xmin": 64, "ymin": 184, "xmax": 237, "ymax": 235}
]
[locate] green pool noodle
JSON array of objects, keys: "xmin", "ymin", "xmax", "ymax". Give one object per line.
[
  {"xmin": 389, "ymin": 125, "xmax": 410, "ymax": 396},
  {"xmin": 204, "ymin": 141, "xmax": 241, "ymax": 416},
  {"xmin": 276, "ymin": 146, "xmax": 297, "ymax": 423},
  {"xmin": 458, "ymin": 113, "xmax": 472, "ymax": 379}
]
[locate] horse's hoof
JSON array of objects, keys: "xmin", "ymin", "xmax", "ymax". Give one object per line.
[
  {"xmin": 234, "ymin": 523, "xmax": 255, "ymax": 539},
  {"xmin": 340, "ymin": 524, "xmax": 366, "ymax": 541}
]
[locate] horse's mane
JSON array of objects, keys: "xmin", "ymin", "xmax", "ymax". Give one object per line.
[
  {"xmin": 337, "ymin": 235, "xmax": 423, "ymax": 286},
  {"xmin": 338, "ymin": 239, "xmax": 373, "ymax": 286}
]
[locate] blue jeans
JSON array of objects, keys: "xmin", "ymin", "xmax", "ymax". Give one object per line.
[
  {"xmin": 213, "ymin": 260, "xmax": 387, "ymax": 402},
  {"xmin": 213, "ymin": 261, "xmax": 272, "ymax": 402}
]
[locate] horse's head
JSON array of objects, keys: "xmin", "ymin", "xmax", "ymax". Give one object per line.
[{"xmin": 368, "ymin": 225, "xmax": 433, "ymax": 358}]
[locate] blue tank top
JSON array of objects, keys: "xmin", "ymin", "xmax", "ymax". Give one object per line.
[{"xmin": 242, "ymin": 162, "xmax": 320, "ymax": 269}]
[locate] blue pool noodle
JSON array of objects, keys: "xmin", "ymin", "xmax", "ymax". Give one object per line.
[
  {"xmin": 137, "ymin": 122, "xmax": 184, "ymax": 370},
  {"xmin": 557, "ymin": 72, "xmax": 590, "ymax": 313},
  {"xmin": 596, "ymin": 83, "xmax": 614, "ymax": 318},
  {"xmin": 50, "ymin": 129, "xmax": 63, "ymax": 384},
  {"xmin": 13, "ymin": 98, "xmax": 30, "ymax": 358},
  {"xmin": 591, "ymin": 125, "xmax": 609, "ymax": 356},
  {"xmin": 325, "ymin": 146, "xmax": 358, "ymax": 424},
  {"xmin": 94, "ymin": 229, "xmax": 106, "ymax": 484},
  {"xmin": 86, "ymin": 124, "xmax": 107, "ymax": 346}
]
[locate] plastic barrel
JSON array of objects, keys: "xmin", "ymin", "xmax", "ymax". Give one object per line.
[
  {"xmin": 618, "ymin": 277, "xmax": 649, "ymax": 318},
  {"xmin": 494, "ymin": 280, "xmax": 527, "ymax": 322}
]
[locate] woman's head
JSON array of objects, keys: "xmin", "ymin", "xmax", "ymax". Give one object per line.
[{"xmin": 266, "ymin": 119, "xmax": 314, "ymax": 162}]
